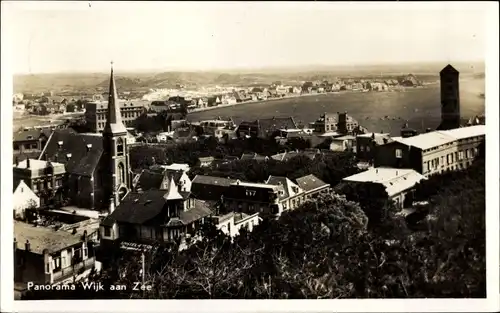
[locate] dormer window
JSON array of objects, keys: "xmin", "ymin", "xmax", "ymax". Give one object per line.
[{"xmin": 27, "ymin": 136, "xmax": 33, "ymax": 140}]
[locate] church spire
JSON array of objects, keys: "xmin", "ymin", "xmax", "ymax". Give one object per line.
[{"xmin": 104, "ymin": 61, "xmax": 127, "ymax": 134}]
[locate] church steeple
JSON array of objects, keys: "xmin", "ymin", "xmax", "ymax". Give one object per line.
[
  {"xmin": 103, "ymin": 62, "xmax": 127, "ymax": 135},
  {"xmin": 102, "ymin": 62, "xmax": 131, "ymax": 213}
]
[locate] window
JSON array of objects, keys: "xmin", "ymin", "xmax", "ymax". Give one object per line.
[
  {"xmin": 455, "ymin": 152, "xmax": 459, "ymax": 160},
  {"xmin": 427, "ymin": 162, "xmax": 430, "ymax": 172},
  {"xmin": 360, "ymin": 146, "xmax": 364, "ymax": 152},
  {"xmin": 248, "ymin": 204, "xmax": 254, "ymax": 211},
  {"xmin": 116, "ymin": 138, "xmax": 124, "ymax": 156},
  {"xmin": 104, "ymin": 227, "xmax": 111, "ymax": 237},
  {"xmin": 117, "ymin": 163, "xmax": 125, "ymax": 186},
  {"xmin": 440, "ymin": 156, "xmax": 444, "ymax": 166},
  {"xmin": 33, "ymin": 183, "xmax": 38, "ymax": 192},
  {"xmin": 48, "ymin": 181, "xmax": 52, "ymax": 188},
  {"xmin": 13, "ymin": 143, "xmax": 19, "ymax": 150},
  {"xmin": 395, "ymin": 149, "xmax": 402, "ymax": 158},
  {"xmin": 246, "ymin": 190, "xmax": 256, "ymax": 197},
  {"xmin": 366, "ymin": 146, "xmax": 371, "ymax": 152}
]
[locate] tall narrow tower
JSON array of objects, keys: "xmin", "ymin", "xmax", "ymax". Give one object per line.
[
  {"xmin": 438, "ymin": 64, "xmax": 461, "ymax": 130},
  {"xmin": 102, "ymin": 62, "xmax": 131, "ymax": 212}
]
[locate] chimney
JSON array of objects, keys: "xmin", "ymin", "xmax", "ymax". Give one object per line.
[
  {"xmin": 25, "ymin": 239, "xmax": 31, "ymax": 252},
  {"xmin": 86, "ymin": 144, "xmax": 92, "ymax": 152},
  {"xmin": 26, "ymin": 158, "xmax": 31, "ymax": 169}
]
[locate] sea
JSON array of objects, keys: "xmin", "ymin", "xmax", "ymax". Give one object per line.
[{"xmin": 187, "ymin": 78, "xmax": 485, "ymax": 136}]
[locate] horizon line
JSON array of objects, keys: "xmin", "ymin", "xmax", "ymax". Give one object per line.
[{"xmin": 13, "ymin": 59, "xmax": 486, "ymax": 76}]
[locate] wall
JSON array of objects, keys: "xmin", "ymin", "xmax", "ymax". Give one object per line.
[
  {"xmin": 15, "ymin": 250, "xmax": 46, "ymax": 284},
  {"xmin": 374, "ymin": 141, "xmax": 414, "ymax": 169},
  {"xmin": 13, "ymin": 183, "xmax": 40, "ymax": 219}
]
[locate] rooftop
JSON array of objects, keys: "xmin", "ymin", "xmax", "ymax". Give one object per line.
[
  {"xmin": 14, "ymin": 221, "xmax": 84, "ymax": 255},
  {"xmin": 232, "ymin": 181, "xmax": 278, "ymax": 190},
  {"xmin": 192, "ymin": 175, "xmax": 236, "ymax": 187},
  {"xmin": 14, "ymin": 159, "xmax": 65, "ymax": 171},
  {"xmin": 441, "ymin": 125, "xmax": 486, "ymax": 140},
  {"xmin": 295, "ymin": 174, "xmax": 329, "ymax": 192},
  {"xmin": 342, "ymin": 167, "xmax": 426, "ymax": 197}
]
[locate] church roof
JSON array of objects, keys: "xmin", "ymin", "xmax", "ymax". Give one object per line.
[
  {"xmin": 103, "ymin": 63, "xmax": 127, "ymax": 135},
  {"xmin": 39, "ymin": 129, "xmax": 103, "ymax": 177}
]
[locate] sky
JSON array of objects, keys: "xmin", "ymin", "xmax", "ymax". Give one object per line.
[{"xmin": 3, "ymin": 1, "xmax": 489, "ymax": 74}]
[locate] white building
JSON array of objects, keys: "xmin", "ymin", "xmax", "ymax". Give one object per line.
[
  {"xmin": 13, "ymin": 180, "xmax": 40, "ymax": 219},
  {"xmin": 213, "ymin": 212, "xmax": 261, "ymax": 238},
  {"xmin": 342, "ymin": 167, "xmax": 427, "ymax": 209}
]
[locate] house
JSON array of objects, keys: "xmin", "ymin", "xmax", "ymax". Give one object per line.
[
  {"xmin": 157, "ymin": 131, "xmax": 175, "ymax": 143},
  {"xmin": 13, "ymin": 128, "xmax": 53, "ymax": 155},
  {"xmin": 100, "ymin": 189, "xmax": 212, "ymax": 250},
  {"xmin": 295, "ymin": 174, "xmax": 330, "ymax": 199},
  {"xmin": 341, "ymin": 168, "xmax": 427, "ymax": 209},
  {"xmin": 199, "ymin": 156, "xmax": 216, "ymax": 167},
  {"xmin": 309, "ymin": 112, "xmax": 362, "ymax": 135},
  {"xmin": 237, "ymin": 117, "xmax": 298, "ymax": 139},
  {"xmin": 13, "ymin": 158, "xmax": 67, "ymax": 208},
  {"xmin": 13, "ymin": 180, "xmax": 40, "ymax": 219},
  {"xmin": 212, "ymin": 212, "xmax": 261, "ymax": 238},
  {"xmin": 240, "ymin": 153, "xmax": 268, "ymax": 162},
  {"xmin": 14, "ymin": 221, "xmax": 96, "ymax": 294},
  {"xmin": 374, "ymin": 125, "xmax": 485, "ymax": 177},
  {"xmin": 133, "ymin": 168, "xmax": 191, "ymax": 193},
  {"xmin": 356, "ymin": 132, "xmax": 393, "ymax": 163},
  {"xmin": 330, "ymin": 135, "xmax": 356, "ymax": 152},
  {"xmin": 270, "ymin": 150, "xmax": 319, "ymax": 162},
  {"xmin": 265, "ymin": 176, "xmax": 305, "ymax": 212},
  {"xmin": 154, "ymin": 163, "xmax": 190, "ymax": 173},
  {"xmin": 191, "ymin": 175, "xmax": 236, "ymax": 201},
  {"xmin": 222, "ymin": 180, "xmax": 282, "ymax": 218}
]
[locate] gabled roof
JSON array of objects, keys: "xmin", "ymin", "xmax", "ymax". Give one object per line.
[
  {"xmin": 103, "ymin": 190, "xmax": 168, "ymax": 225},
  {"xmin": 14, "ymin": 221, "xmax": 83, "ymax": 255},
  {"xmin": 393, "ymin": 131, "xmax": 456, "ymax": 150},
  {"xmin": 178, "ymin": 200, "xmax": 212, "ymax": 225},
  {"xmin": 258, "ymin": 117, "xmax": 298, "ymax": 135},
  {"xmin": 39, "ymin": 129, "xmax": 103, "ymax": 176},
  {"xmin": 13, "ymin": 128, "xmax": 52, "ymax": 142},
  {"xmin": 192, "ymin": 175, "xmax": 236, "ymax": 187},
  {"xmin": 266, "ymin": 176, "xmax": 302, "ymax": 200},
  {"xmin": 136, "ymin": 170, "xmax": 164, "ymax": 191},
  {"xmin": 342, "ymin": 167, "xmax": 426, "ymax": 197},
  {"xmin": 103, "ymin": 191, "xmax": 211, "ymax": 227},
  {"xmin": 296, "ymin": 174, "xmax": 329, "ymax": 193}
]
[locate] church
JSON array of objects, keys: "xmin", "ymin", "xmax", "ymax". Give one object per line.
[{"xmin": 38, "ymin": 63, "xmax": 133, "ymax": 211}]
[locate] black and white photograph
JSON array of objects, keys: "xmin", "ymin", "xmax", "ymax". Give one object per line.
[{"xmin": 1, "ymin": 1, "xmax": 498, "ymax": 312}]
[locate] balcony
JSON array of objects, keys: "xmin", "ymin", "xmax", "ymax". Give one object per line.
[{"xmin": 52, "ymin": 257, "xmax": 96, "ymax": 283}]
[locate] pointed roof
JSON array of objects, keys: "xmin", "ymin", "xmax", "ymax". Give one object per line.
[
  {"xmin": 440, "ymin": 64, "xmax": 459, "ymax": 75},
  {"xmin": 103, "ymin": 62, "xmax": 127, "ymax": 135},
  {"xmin": 163, "ymin": 176, "xmax": 183, "ymax": 201}
]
